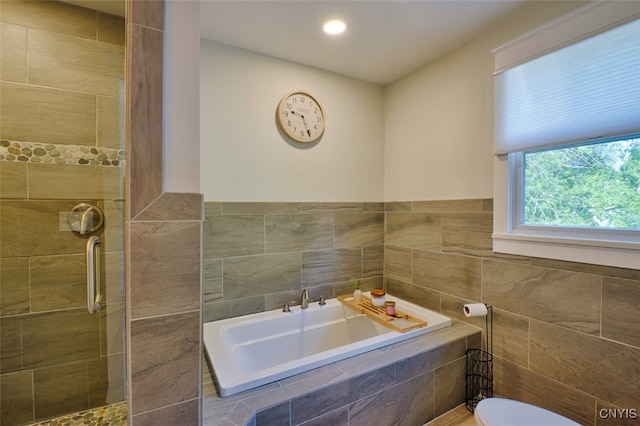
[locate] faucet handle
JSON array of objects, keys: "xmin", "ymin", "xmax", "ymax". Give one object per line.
[
  {"xmin": 283, "ymin": 301, "xmax": 296, "ymax": 312},
  {"xmin": 319, "ymin": 295, "xmax": 326, "ymax": 305}
]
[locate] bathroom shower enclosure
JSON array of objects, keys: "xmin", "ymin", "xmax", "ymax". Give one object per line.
[{"xmin": 0, "ymin": 1, "xmax": 126, "ymax": 424}]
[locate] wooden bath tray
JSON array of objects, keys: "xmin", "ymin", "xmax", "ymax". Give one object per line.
[{"xmin": 337, "ymin": 294, "xmax": 427, "ymax": 333}]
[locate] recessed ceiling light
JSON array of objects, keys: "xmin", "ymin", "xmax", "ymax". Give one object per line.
[{"xmin": 323, "ymin": 19, "xmax": 346, "ymax": 35}]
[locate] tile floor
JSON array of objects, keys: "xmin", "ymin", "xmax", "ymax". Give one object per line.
[{"xmin": 425, "ymin": 404, "xmax": 476, "ymax": 426}]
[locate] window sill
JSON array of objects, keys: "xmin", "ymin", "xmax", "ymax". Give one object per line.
[{"xmin": 493, "ymin": 232, "xmax": 640, "ymax": 270}]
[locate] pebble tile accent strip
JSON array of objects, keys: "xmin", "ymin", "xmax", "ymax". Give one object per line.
[
  {"xmin": 32, "ymin": 402, "xmax": 128, "ymax": 426},
  {"xmin": 0, "ymin": 139, "xmax": 125, "ymax": 167}
]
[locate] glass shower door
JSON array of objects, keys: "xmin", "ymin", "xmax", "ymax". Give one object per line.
[{"xmin": 0, "ymin": 1, "xmax": 126, "ymax": 424}]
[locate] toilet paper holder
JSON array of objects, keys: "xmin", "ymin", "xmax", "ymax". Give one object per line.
[{"xmin": 465, "ymin": 303, "xmax": 493, "ymax": 413}]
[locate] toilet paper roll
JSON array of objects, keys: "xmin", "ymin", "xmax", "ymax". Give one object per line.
[{"xmin": 463, "ymin": 303, "xmax": 488, "ymax": 317}]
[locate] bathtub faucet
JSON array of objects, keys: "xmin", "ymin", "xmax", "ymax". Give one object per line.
[{"xmin": 300, "ymin": 289, "xmax": 309, "ymax": 309}]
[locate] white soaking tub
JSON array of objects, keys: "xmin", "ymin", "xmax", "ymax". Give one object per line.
[{"xmin": 204, "ymin": 292, "xmax": 451, "ymax": 397}]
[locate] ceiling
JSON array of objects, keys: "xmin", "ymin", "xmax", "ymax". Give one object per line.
[
  {"xmin": 64, "ymin": 0, "xmax": 536, "ymax": 85},
  {"xmin": 199, "ymin": 1, "xmax": 536, "ymax": 85}
]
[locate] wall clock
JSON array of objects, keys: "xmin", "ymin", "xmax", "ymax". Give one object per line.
[{"xmin": 277, "ymin": 91, "xmax": 325, "ymax": 143}]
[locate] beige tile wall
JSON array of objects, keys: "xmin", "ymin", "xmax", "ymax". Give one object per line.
[
  {"xmin": 0, "ymin": 1, "xmax": 126, "ymax": 424},
  {"xmin": 383, "ymin": 199, "xmax": 640, "ymax": 426},
  {"xmin": 203, "ymin": 202, "xmax": 385, "ymax": 322}
]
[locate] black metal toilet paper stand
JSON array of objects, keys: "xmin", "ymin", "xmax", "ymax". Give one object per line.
[{"xmin": 465, "ymin": 304, "xmax": 493, "ymax": 413}]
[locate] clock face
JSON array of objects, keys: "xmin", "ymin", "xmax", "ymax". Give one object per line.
[{"xmin": 277, "ymin": 91, "xmax": 325, "ymax": 143}]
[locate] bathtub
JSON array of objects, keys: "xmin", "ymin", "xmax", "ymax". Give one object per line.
[{"xmin": 204, "ymin": 292, "xmax": 452, "ymax": 397}]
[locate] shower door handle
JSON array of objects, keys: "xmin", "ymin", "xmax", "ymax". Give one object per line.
[{"xmin": 86, "ymin": 235, "xmax": 103, "ymax": 314}]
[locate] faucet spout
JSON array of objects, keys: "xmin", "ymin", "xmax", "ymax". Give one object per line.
[{"xmin": 300, "ymin": 289, "xmax": 309, "ymax": 309}]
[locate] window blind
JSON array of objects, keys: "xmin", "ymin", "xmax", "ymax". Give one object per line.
[{"xmin": 493, "ymin": 2, "xmax": 640, "ymax": 155}]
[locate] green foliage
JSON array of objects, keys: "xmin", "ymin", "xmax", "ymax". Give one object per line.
[{"xmin": 524, "ymin": 138, "xmax": 640, "ymax": 229}]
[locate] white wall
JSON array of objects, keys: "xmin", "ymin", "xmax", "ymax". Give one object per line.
[
  {"xmin": 200, "ymin": 40, "xmax": 385, "ymax": 202},
  {"xmin": 384, "ymin": 0, "xmax": 587, "ymax": 202},
  {"xmin": 195, "ymin": 2, "xmax": 587, "ymax": 203},
  {"xmin": 163, "ymin": 0, "xmax": 200, "ymax": 193}
]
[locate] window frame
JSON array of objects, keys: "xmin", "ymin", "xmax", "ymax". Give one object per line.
[{"xmin": 493, "ymin": 151, "xmax": 640, "ymax": 269}]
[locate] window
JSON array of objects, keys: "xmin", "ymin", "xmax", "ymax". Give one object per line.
[
  {"xmin": 492, "ymin": 2, "xmax": 640, "ymax": 269},
  {"xmin": 519, "ymin": 136, "xmax": 640, "ymax": 230}
]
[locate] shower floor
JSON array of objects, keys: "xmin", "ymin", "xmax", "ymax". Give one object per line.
[{"xmin": 31, "ymin": 402, "xmax": 127, "ymax": 426}]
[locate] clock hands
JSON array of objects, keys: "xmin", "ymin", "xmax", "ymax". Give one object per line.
[{"xmin": 291, "ymin": 111, "xmax": 312, "ymax": 137}]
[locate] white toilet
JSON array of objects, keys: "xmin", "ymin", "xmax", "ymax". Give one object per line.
[{"xmin": 474, "ymin": 398, "xmax": 581, "ymax": 426}]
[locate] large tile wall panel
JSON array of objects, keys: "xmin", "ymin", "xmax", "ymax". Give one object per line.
[
  {"xmin": 494, "ymin": 357, "xmax": 595, "ymax": 425},
  {"xmin": 223, "ymin": 253, "xmax": 301, "ymax": 299},
  {"xmin": 130, "ymin": 220, "xmax": 201, "ymax": 319},
  {"xmin": 205, "ymin": 215, "xmax": 265, "ymax": 258},
  {"xmin": 22, "ymin": 309, "xmax": 100, "ymax": 369},
  {"xmin": 0, "ymin": 0, "xmax": 97, "ymax": 39},
  {"xmin": 349, "ymin": 372, "xmax": 435, "ymax": 425},
  {"xmin": 129, "ymin": 0, "xmax": 164, "ymax": 30},
  {"xmin": 0, "ymin": 81, "xmax": 96, "ymax": 145},
  {"xmin": 98, "ymin": 95, "xmax": 123, "ymax": 149},
  {"xmin": 0, "ymin": 257, "xmax": 30, "ymax": 316},
  {"xmin": 385, "ymin": 212, "xmax": 441, "ymax": 250},
  {"xmin": 28, "ymin": 29, "xmax": 124, "ymax": 96},
  {"xmin": 530, "ymin": 320, "xmax": 640, "ymax": 409},
  {"xmin": 491, "ymin": 308, "xmax": 529, "ymax": 367},
  {"xmin": 290, "ymin": 366, "xmax": 396, "ymax": 424},
  {"xmin": 442, "ymin": 212, "xmax": 493, "ymax": 257},
  {"xmin": 363, "ymin": 244, "xmax": 384, "ymax": 278},
  {"xmin": 483, "ymin": 260, "xmax": 601, "ymax": 334},
  {"xmin": 412, "ymin": 250, "xmax": 481, "ymax": 300},
  {"xmin": 0, "ymin": 162, "xmax": 27, "ymax": 199},
  {"xmin": 131, "ymin": 399, "xmax": 200, "ymax": 426},
  {"xmin": 98, "ymin": 12, "xmax": 126, "ymax": 46},
  {"xmin": 0, "ymin": 370, "xmax": 33, "ymax": 425},
  {"xmin": 0, "ymin": 22, "xmax": 27, "ymax": 83},
  {"xmin": 0, "ymin": 316, "xmax": 22, "ymax": 373},
  {"xmin": 29, "ymin": 164, "xmax": 123, "ymax": 200},
  {"xmin": 29, "ymin": 254, "xmax": 85, "ymax": 312},
  {"xmin": 135, "ymin": 192, "xmax": 203, "ymax": 222},
  {"xmin": 301, "ymin": 248, "xmax": 362, "ymax": 287},
  {"xmin": 266, "ymin": 213, "xmax": 334, "ymax": 253},
  {"xmin": 601, "ymin": 276, "xmax": 640, "ymax": 348},
  {"xmin": 434, "ymin": 357, "xmax": 466, "ymax": 417},
  {"xmin": 127, "ymin": 23, "xmax": 162, "ymax": 219},
  {"xmin": 334, "ymin": 212, "xmax": 384, "ymax": 248},
  {"xmin": 129, "ymin": 312, "xmax": 200, "ymax": 415},
  {"xmin": 33, "ymin": 361, "xmax": 90, "ymax": 419}
]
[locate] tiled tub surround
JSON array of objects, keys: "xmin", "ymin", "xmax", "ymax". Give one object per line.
[
  {"xmin": 0, "ymin": 2, "xmax": 126, "ymax": 425},
  {"xmin": 204, "ymin": 199, "xmax": 640, "ymax": 425},
  {"xmin": 203, "ymin": 320, "xmax": 480, "ymax": 425}
]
